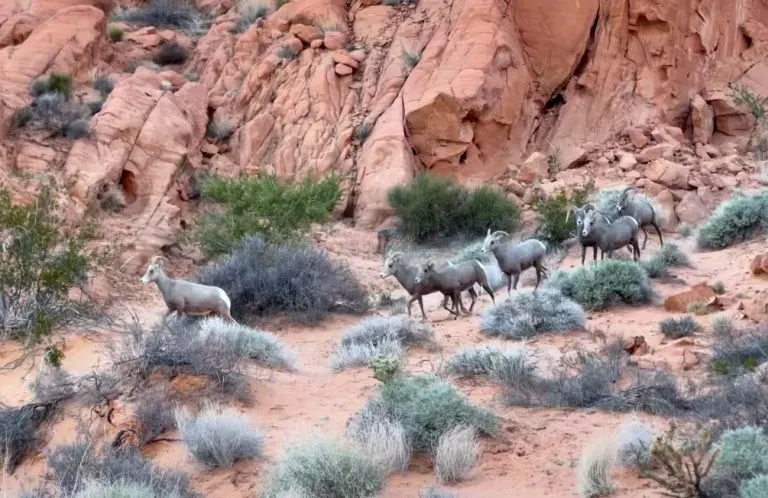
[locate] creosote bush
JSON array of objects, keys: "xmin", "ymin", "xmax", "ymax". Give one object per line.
[
  {"xmin": 534, "ymin": 179, "xmax": 594, "ymax": 248},
  {"xmin": 175, "ymin": 403, "xmax": 264, "ymax": 468},
  {"xmin": 696, "ymin": 190, "xmax": 768, "ymax": 250},
  {"xmin": 0, "ymin": 186, "xmax": 92, "ymax": 344},
  {"xmin": 659, "ymin": 315, "xmax": 700, "ymax": 340},
  {"xmin": 153, "ymin": 41, "xmax": 188, "ymax": 65},
  {"xmin": 262, "ymin": 435, "xmax": 385, "ymax": 498},
  {"xmin": 387, "ymin": 174, "xmax": 519, "ymax": 243},
  {"xmin": 348, "ymin": 375, "xmax": 498, "ymax": 454},
  {"xmin": 330, "ymin": 314, "xmax": 435, "ymax": 372},
  {"xmin": 194, "ymin": 174, "xmax": 341, "ymax": 257},
  {"xmin": 199, "ymin": 235, "xmax": 368, "ymax": 323},
  {"xmin": 480, "ymin": 288, "xmax": 586, "ymax": 339},
  {"xmin": 113, "ymin": 0, "xmax": 201, "ymax": 30},
  {"xmin": 546, "ymin": 259, "xmax": 655, "ymax": 311}
]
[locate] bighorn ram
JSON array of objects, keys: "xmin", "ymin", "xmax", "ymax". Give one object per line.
[
  {"xmin": 413, "ymin": 259, "xmax": 495, "ymax": 319},
  {"xmin": 480, "ymin": 230, "xmax": 549, "ymax": 294},
  {"xmin": 567, "ymin": 203, "xmax": 634, "ymax": 265},
  {"xmin": 379, "ymin": 251, "xmax": 469, "ymax": 319},
  {"xmin": 140, "ymin": 256, "xmax": 235, "ymax": 323},
  {"xmin": 614, "ymin": 186, "xmax": 664, "ymax": 250},
  {"xmin": 581, "ymin": 210, "xmax": 641, "ymax": 261}
]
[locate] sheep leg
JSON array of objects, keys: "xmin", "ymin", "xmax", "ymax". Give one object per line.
[
  {"xmin": 466, "ymin": 288, "xmax": 478, "ymax": 313},
  {"xmin": 592, "ymin": 245, "xmax": 598, "ymax": 263},
  {"xmin": 580, "ymin": 245, "xmax": 587, "ymax": 265},
  {"xmin": 640, "ymin": 226, "xmax": 649, "ymax": 250},
  {"xmin": 652, "ymin": 222, "xmax": 664, "ymax": 247},
  {"xmin": 533, "ymin": 263, "xmax": 547, "ymax": 292},
  {"xmin": 511, "ymin": 273, "xmax": 520, "ymax": 292},
  {"xmin": 417, "ymin": 296, "xmax": 428, "ymax": 320},
  {"xmin": 161, "ymin": 308, "xmax": 175, "ymax": 323},
  {"xmin": 456, "ymin": 292, "xmax": 471, "ymax": 315},
  {"xmin": 451, "ymin": 291, "xmax": 461, "ymax": 320},
  {"xmin": 441, "ymin": 294, "xmax": 459, "ymax": 316},
  {"xmin": 631, "ymin": 238, "xmax": 641, "ymax": 261},
  {"xmin": 481, "ymin": 283, "xmax": 495, "ymax": 305}
]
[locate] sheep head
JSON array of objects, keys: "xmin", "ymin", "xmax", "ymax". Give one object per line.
[
  {"xmin": 615, "ymin": 187, "xmax": 635, "ymax": 214},
  {"xmin": 413, "ymin": 260, "xmax": 436, "ymax": 285},
  {"xmin": 380, "ymin": 251, "xmax": 404, "ymax": 278},
  {"xmin": 481, "ymin": 228, "xmax": 509, "ymax": 254},
  {"xmin": 140, "ymin": 255, "xmax": 169, "ymax": 284}
]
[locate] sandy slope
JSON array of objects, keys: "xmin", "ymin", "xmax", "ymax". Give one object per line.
[{"xmin": 2, "ymin": 226, "xmax": 767, "ymax": 497}]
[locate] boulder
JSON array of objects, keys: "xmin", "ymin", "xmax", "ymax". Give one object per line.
[
  {"xmin": 636, "ymin": 144, "xmax": 675, "ymax": 163},
  {"xmin": 751, "ymin": 252, "xmax": 768, "ymax": 276},
  {"xmin": 664, "ymin": 283, "xmax": 720, "ymax": 313},
  {"xmin": 626, "ymin": 128, "xmax": 649, "ymax": 149},
  {"xmin": 675, "ymin": 191, "xmax": 709, "ymax": 225},
  {"xmin": 706, "ymin": 90, "xmax": 755, "ymax": 137},
  {"xmin": 653, "ymin": 189, "xmax": 678, "ymax": 231},
  {"xmin": 691, "ymin": 94, "xmax": 714, "ymax": 144},
  {"xmin": 644, "ymin": 159, "xmax": 691, "ymax": 189},
  {"xmin": 616, "ymin": 151, "xmax": 637, "ymax": 171},
  {"xmin": 518, "ymin": 152, "xmax": 550, "ymax": 182}
]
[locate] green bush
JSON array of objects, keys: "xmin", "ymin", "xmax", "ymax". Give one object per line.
[
  {"xmin": 30, "ymin": 73, "xmax": 72, "ymax": 98},
  {"xmin": 696, "ymin": 190, "xmax": 768, "ymax": 250},
  {"xmin": 659, "ymin": 315, "xmax": 700, "ymax": 339},
  {"xmin": 546, "ymin": 259, "xmax": 654, "ymax": 311},
  {"xmin": 0, "ymin": 186, "xmax": 92, "ymax": 344},
  {"xmin": 262, "ymin": 435, "xmax": 385, "ymax": 498},
  {"xmin": 107, "ymin": 25, "xmax": 124, "ymax": 42},
  {"xmin": 741, "ymin": 474, "xmax": 768, "ymax": 498},
  {"xmin": 715, "ymin": 426, "xmax": 768, "ymax": 479},
  {"xmin": 194, "ymin": 174, "xmax": 341, "ymax": 257},
  {"xmin": 534, "ymin": 179, "xmax": 594, "ymax": 248},
  {"xmin": 387, "ymin": 174, "xmax": 519, "ymax": 242},
  {"xmin": 358, "ymin": 375, "xmax": 498, "ymax": 453},
  {"xmin": 640, "ymin": 243, "xmax": 691, "ymax": 279}
]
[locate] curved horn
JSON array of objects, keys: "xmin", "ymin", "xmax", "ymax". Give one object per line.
[
  {"xmin": 150, "ymin": 255, "xmax": 169, "ymax": 267},
  {"xmin": 565, "ymin": 204, "xmax": 574, "ymax": 223},
  {"xmin": 619, "ymin": 186, "xmax": 635, "ymax": 199},
  {"xmin": 582, "ymin": 203, "xmax": 596, "ymax": 212},
  {"xmin": 491, "ymin": 230, "xmax": 509, "ymax": 238},
  {"xmin": 387, "ymin": 251, "xmax": 404, "ymax": 261}
]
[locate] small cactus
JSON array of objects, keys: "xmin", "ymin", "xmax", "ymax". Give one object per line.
[{"xmin": 370, "ymin": 354, "xmax": 402, "ymax": 383}]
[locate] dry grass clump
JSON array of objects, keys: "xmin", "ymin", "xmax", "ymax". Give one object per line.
[
  {"xmin": 576, "ymin": 437, "xmax": 616, "ymax": 497},
  {"xmin": 434, "ymin": 425, "xmax": 481, "ymax": 484},
  {"xmin": 347, "ymin": 415, "xmax": 411, "ymax": 474}
]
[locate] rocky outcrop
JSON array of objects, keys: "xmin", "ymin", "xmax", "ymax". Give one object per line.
[{"xmin": 64, "ymin": 68, "xmax": 208, "ymax": 274}]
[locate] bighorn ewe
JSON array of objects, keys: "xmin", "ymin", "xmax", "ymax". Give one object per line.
[
  {"xmin": 480, "ymin": 230, "xmax": 549, "ymax": 294},
  {"xmin": 567, "ymin": 203, "xmax": 634, "ymax": 265},
  {"xmin": 140, "ymin": 256, "xmax": 235, "ymax": 323},
  {"xmin": 614, "ymin": 186, "xmax": 664, "ymax": 250},
  {"xmin": 379, "ymin": 251, "xmax": 469, "ymax": 319},
  {"xmin": 413, "ymin": 259, "xmax": 495, "ymax": 319},
  {"xmin": 581, "ymin": 210, "xmax": 641, "ymax": 261}
]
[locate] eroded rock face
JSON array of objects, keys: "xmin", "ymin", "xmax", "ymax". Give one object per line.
[{"xmin": 64, "ymin": 68, "xmax": 208, "ymax": 275}]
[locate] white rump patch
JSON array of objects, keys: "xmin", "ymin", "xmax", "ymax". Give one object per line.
[{"xmin": 217, "ymin": 288, "xmax": 231, "ymax": 309}]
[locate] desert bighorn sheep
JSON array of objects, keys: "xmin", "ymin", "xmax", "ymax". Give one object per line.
[
  {"xmin": 581, "ymin": 210, "xmax": 641, "ymax": 261},
  {"xmin": 414, "ymin": 259, "xmax": 495, "ymax": 320},
  {"xmin": 140, "ymin": 256, "xmax": 236, "ymax": 323},
  {"xmin": 379, "ymin": 251, "xmax": 469, "ymax": 319},
  {"xmin": 567, "ymin": 203, "xmax": 634, "ymax": 265},
  {"xmin": 614, "ymin": 186, "xmax": 664, "ymax": 250},
  {"xmin": 480, "ymin": 230, "xmax": 549, "ymax": 294}
]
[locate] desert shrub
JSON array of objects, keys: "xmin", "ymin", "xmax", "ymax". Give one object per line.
[
  {"xmin": 107, "ymin": 25, "xmax": 124, "ymax": 42},
  {"xmin": 351, "ymin": 375, "xmax": 498, "ymax": 454},
  {"xmin": 48, "ymin": 442, "xmax": 193, "ymax": 497},
  {"xmin": 577, "ymin": 437, "xmax": 616, "ymax": 498},
  {"xmin": 20, "ymin": 93, "xmax": 92, "ymax": 138},
  {"xmin": 419, "ymin": 488, "xmax": 456, "ymax": 498},
  {"xmin": 114, "ymin": 0, "xmax": 201, "ymax": 30},
  {"xmin": 110, "ymin": 319, "xmax": 251, "ymax": 400},
  {"xmin": 0, "ymin": 186, "xmax": 92, "ymax": 344},
  {"xmin": 354, "ymin": 122, "xmax": 373, "ymax": 142},
  {"xmin": 330, "ymin": 315, "xmax": 434, "ymax": 371},
  {"xmin": 696, "ymin": 190, "xmax": 768, "ymax": 249},
  {"xmin": 347, "ymin": 414, "xmax": 411, "ymax": 474},
  {"xmin": 153, "ymin": 41, "xmax": 188, "ymax": 65},
  {"xmin": 277, "ymin": 44, "xmax": 300, "ymax": 59},
  {"xmin": 87, "ymin": 100, "xmax": 103, "ymax": 115},
  {"xmin": 370, "ymin": 354, "xmax": 403, "ymax": 383},
  {"xmin": 92, "ymin": 73, "xmax": 115, "ymax": 97},
  {"xmin": 640, "ymin": 243, "xmax": 692, "ymax": 279},
  {"xmin": 30, "ymin": 73, "xmax": 72, "ymax": 97},
  {"xmin": 0, "ymin": 401, "xmax": 62, "ymax": 473},
  {"xmin": 133, "ymin": 389, "xmax": 176, "ymax": 446},
  {"xmin": 261, "ymin": 435, "xmax": 385, "ymax": 498},
  {"xmin": 688, "ymin": 301, "xmax": 709, "ymax": 315},
  {"xmin": 64, "ymin": 118, "xmax": 91, "ymax": 139},
  {"xmin": 205, "ymin": 118, "xmax": 235, "ymax": 140},
  {"xmin": 434, "ymin": 425, "xmax": 480, "ymax": 484},
  {"xmin": 712, "ymin": 316, "xmax": 736, "ymax": 337},
  {"xmin": 546, "ymin": 259, "xmax": 654, "ymax": 311},
  {"xmin": 99, "ymin": 185, "xmax": 127, "ymax": 212},
  {"xmin": 446, "ymin": 345, "xmax": 529, "ymax": 378},
  {"xmin": 195, "ymin": 174, "xmax": 341, "ymax": 256},
  {"xmin": 534, "ymin": 179, "xmax": 594, "ymax": 248},
  {"xmin": 714, "ymin": 426, "xmax": 768, "ymax": 480},
  {"xmin": 678, "ymin": 223, "xmax": 694, "ymax": 237},
  {"xmin": 616, "ymin": 417, "xmax": 654, "ymax": 469},
  {"xmin": 175, "ymin": 403, "xmax": 264, "ymax": 468},
  {"xmin": 713, "ymin": 281, "xmax": 726, "ymax": 295},
  {"xmin": 659, "ymin": 315, "xmax": 700, "ymax": 339},
  {"xmin": 198, "ymin": 235, "xmax": 368, "ymax": 323},
  {"xmin": 73, "ymin": 480, "xmax": 161, "ymax": 498},
  {"xmin": 479, "ymin": 288, "xmax": 586, "ymax": 339},
  {"xmin": 741, "ymin": 475, "xmax": 768, "ymax": 498},
  {"xmin": 401, "ymin": 49, "xmax": 421, "ymax": 71},
  {"xmin": 196, "ymin": 316, "xmax": 296, "ymax": 369},
  {"xmin": 232, "ymin": 0, "xmax": 269, "ymax": 33},
  {"xmin": 387, "ymin": 174, "xmax": 519, "ymax": 242}
]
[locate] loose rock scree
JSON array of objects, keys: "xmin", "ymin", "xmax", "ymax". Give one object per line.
[
  {"xmin": 567, "ymin": 203, "xmax": 634, "ymax": 265},
  {"xmin": 480, "ymin": 230, "xmax": 548, "ymax": 294},
  {"xmin": 380, "ymin": 251, "xmax": 469, "ymax": 319},
  {"xmin": 414, "ymin": 259, "xmax": 496, "ymax": 319},
  {"xmin": 581, "ymin": 210, "xmax": 642, "ymax": 261},
  {"xmin": 140, "ymin": 255, "xmax": 235, "ymax": 323},
  {"xmin": 614, "ymin": 186, "xmax": 664, "ymax": 250}
]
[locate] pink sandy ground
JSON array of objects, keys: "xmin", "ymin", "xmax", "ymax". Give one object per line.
[{"xmin": 1, "ymin": 226, "xmax": 766, "ymax": 498}]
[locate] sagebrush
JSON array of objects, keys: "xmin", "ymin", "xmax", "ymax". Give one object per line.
[
  {"xmin": 480, "ymin": 288, "xmax": 586, "ymax": 339},
  {"xmin": 640, "ymin": 243, "xmax": 692, "ymax": 279},
  {"xmin": 195, "ymin": 174, "xmax": 341, "ymax": 257},
  {"xmin": 387, "ymin": 174, "xmax": 519, "ymax": 242},
  {"xmin": 113, "ymin": 0, "xmax": 201, "ymax": 30},
  {"xmin": 199, "ymin": 235, "xmax": 368, "ymax": 323},
  {"xmin": 696, "ymin": 190, "xmax": 768, "ymax": 250},
  {"xmin": 659, "ymin": 315, "xmax": 700, "ymax": 339}
]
